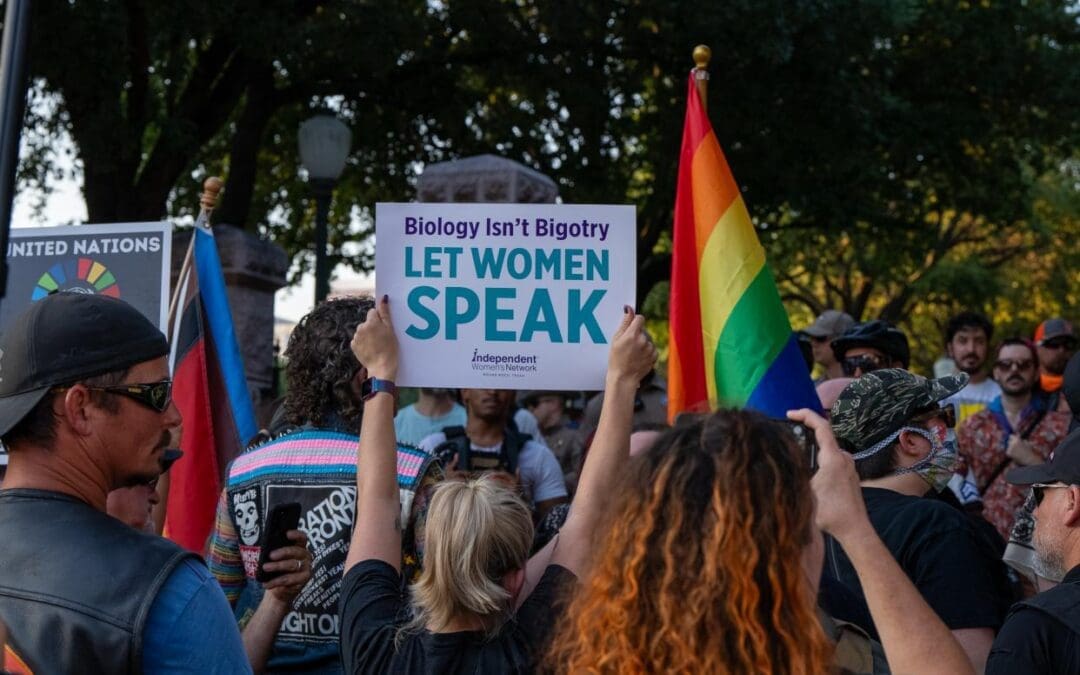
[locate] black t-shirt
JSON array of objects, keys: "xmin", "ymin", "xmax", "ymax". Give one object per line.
[
  {"xmin": 339, "ymin": 559, "xmax": 574, "ymax": 674},
  {"xmin": 986, "ymin": 565, "xmax": 1080, "ymax": 674},
  {"xmin": 823, "ymin": 487, "xmax": 1009, "ymax": 633}
]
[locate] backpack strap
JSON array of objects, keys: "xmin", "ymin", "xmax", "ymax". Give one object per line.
[{"xmin": 501, "ymin": 426, "xmax": 525, "ymax": 474}]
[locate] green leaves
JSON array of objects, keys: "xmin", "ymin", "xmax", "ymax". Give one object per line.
[{"xmin": 18, "ymin": 0, "xmax": 1079, "ymax": 367}]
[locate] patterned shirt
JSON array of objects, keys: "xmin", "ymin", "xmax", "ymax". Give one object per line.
[{"xmin": 956, "ymin": 398, "xmax": 1070, "ymax": 540}]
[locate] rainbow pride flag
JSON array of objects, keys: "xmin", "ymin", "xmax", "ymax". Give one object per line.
[{"xmin": 668, "ymin": 72, "xmax": 819, "ymax": 421}]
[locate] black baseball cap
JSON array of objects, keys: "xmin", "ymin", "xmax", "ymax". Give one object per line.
[
  {"xmin": 0, "ymin": 293, "xmax": 168, "ymax": 438},
  {"xmin": 1006, "ymin": 429, "xmax": 1080, "ymax": 486}
]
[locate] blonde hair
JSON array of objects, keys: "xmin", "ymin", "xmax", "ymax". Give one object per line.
[{"xmin": 409, "ymin": 473, "xmax": 534, "ymax": 637}]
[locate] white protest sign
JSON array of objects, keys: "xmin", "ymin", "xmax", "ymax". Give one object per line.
[{"xmin": 375, "ymin": 202, "xmax": 636, "ymax": 390}]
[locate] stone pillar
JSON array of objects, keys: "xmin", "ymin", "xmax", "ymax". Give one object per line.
[
  {"xmin": 416, "ymin": 154, "xmax": 558, "ymax": 204},
  {"xmin": 171, "ymin": 225, "xmax": 290, "ymax": 415}
]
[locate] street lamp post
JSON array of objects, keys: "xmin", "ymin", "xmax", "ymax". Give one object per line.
[{"xmin": 298, "ymin": 113, "xmax": 351, "ymax": 305}]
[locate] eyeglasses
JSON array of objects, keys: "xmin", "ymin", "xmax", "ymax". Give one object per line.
[
  {"xmin": 53, "ymin": 380, "xmax": 174, "ymax": 413},
  {"xmin": 810, "ymin": 335, "xmax": 831, "ymax": 344},
  {"xmin": 909, "ymin": 405, "xmax": 956, "ymax": 429},
  {"xmin": 1041, "ymin": 338, "xmax": 1078, "ymax": 351},
  {"xmin": 1032, "ymin": 482, "xmax": 1070, "ymax": 506},
  {"xmin": 842, "ymin": 354, "xmax": 888, "ymax": 377},
  {"xmin": 994, "ymin": 359, "xmax": 1034, "ymax": 372}
]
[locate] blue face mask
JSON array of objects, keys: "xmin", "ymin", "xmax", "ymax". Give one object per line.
[{"xmin": 894, "ymin": 425, "xmax": 958, "ymax": 493}]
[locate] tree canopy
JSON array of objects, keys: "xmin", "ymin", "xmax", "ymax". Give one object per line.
[{"xmin": 14, "ymin": 0, "xmax": 1080, "ymax": 371}]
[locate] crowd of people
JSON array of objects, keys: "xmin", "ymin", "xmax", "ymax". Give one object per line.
[{"xmin": 1, "ymin": 291, "xmax": 1079, "ymax": 674}]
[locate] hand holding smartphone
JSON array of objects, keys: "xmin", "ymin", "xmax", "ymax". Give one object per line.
[
  {"xmin": 778, "ymin": 419, "xmax": 818, "ymax": 474},
  {"xmin": 255, "ymin": 502, "xmax": 302, "ymax": 583}
]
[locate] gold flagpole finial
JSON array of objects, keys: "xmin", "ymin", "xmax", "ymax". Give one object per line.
[
  {"xmin": 692, "ymin": 45, "xmax": 711, "ymax": 110},
  {"xmin": 200, "ymin": 177, "xmax": 224, "ymax": 212},
  {"xmin": 693, "ymin": 45, "xmax": 711, "ymax": 70}
]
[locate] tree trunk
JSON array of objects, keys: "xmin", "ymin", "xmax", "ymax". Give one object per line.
[{"xmin": 216, "ymin": 68, "xmax": 278, "ymax": 229}]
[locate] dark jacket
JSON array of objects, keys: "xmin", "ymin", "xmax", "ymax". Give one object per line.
[{"xmin": 0, "ymin": 489, "xmax": 195, "ymax": 674}]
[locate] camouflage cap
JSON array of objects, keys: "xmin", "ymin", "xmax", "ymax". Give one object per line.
[{"xmin": 829, "ymin": 368, "xmax": 968, "ymax": 452}]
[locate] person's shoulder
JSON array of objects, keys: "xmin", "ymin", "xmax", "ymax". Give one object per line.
[
  {"xmin": 898, "ymin": 497, "xmax": 983, "ymax": 543},
  {"xmin": 1042, "ymin": 410, "xmax": 1072, "ymax": 432},
  {"xmin": 164, "ymin": 556, "xmax": 215, "ymax": 588},
  {"xmin": 227, "ymin": 427, "xmax": 360, "ymax": 480},
  {"xmin": 106, "ymin": 517, "xmax": 191, "ymax": 560},
  {"xmin": 961, "ymin": 408, "xmax": 997, "ymax": 428},
  {"xmin": 149, "ymin": 558, "xmax": 218, "ymax": 622},
  {"xmin": 519, "ymin": 438, "xmax": 557, "ymax": 459},
  {"xmin": 417, "ymin": 431, "xmax": 448, "ymax": 451},
  {"xmin": 868, "ymin": 489, "xmax": 967, "ymax": 528},
  {"xmin": 998, "ymin": 600, "xmax": 1067, "ymax": 645}
]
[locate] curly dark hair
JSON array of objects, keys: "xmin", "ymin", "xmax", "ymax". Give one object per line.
[{"xmin": 283, "ymin": 296, "xmax": 374, "ymax": 433}]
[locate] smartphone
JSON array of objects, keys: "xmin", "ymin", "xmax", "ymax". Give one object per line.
[
  {"xmin": 779, "ymin": 420, "xmax": 818, "ymax": 474},
  {"xmin": 255, "ymin": 502, "xmax": 302, "ymax": 583}
]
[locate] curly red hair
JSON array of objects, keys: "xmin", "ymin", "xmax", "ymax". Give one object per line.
[{"xmin": 546, "ymin": 409, "xmax": 832, "ymax": 674}]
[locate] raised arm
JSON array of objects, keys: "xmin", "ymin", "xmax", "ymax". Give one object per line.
[
  {"xmin": 545, "ymin": 308, "xmax": 656, "ymax": 576},
  {"xmin": 790, "ymin": 409, "xmax": 976, "ymax": 675},
  {"xmin": 344, "ymin": 296, "xmax": 401, "ymax": 574}
]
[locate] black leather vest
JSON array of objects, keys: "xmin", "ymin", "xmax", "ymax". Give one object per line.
[{"xmin": 0, "ymin": 489, "xmax": 197, "ymax": 673}]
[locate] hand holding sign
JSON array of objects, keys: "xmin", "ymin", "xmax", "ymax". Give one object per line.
[
  {"xmin": 607, "ymin": 308, "xmax": 658, "ymax": 388},
  {"xmin": 350, "ymin": 296, "xmax": 399, "ymax": 381}
]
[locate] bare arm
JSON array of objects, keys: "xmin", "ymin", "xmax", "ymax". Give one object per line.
[
  {"xmin": 546, "ymin": 310, "xmax": 656, "ymax": 576},
  {"xmin": 952, "ymin": 628, "xmax": 993, "ymax": 675},
  {"xmin": 241, "ymin": 530, "xmax": 313, "ymax": 673},
  {"xmin": 791, "ymin": 409, "xmax": 976, "ymax": 675},
  {"xmin": 242, "ymin": 597, "xmax": 291, "ymax": 674},
  {"xmin": 344, "ymin": 297, "xmax": 402, "ymax": 574}
]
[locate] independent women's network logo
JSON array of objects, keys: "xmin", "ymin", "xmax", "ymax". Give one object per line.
[{"xmin": 470, "ymin": 349, "xmax": 539, "ymax": 374}]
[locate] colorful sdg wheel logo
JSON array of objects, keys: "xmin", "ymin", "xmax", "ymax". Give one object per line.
[{"xmin": 32, "ymin": 258, "xmax": 121, "ymax": 301}]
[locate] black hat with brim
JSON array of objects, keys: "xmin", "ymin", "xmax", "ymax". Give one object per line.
[
  {"xmin": 830, "ymin": 369, "xmax": 968, "ymax": 452},
  {"xmin": 0, "ymin": 293, "xmax": 168, "ymax": 439}
]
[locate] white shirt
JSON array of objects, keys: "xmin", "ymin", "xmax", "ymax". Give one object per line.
[
  {"xmin": 943, "ymin": 378, "xmax": 1002, "ymax": 426},
  {"xmin": 417, "ymin": 431, "xmax": 568, "ymax": 504}
]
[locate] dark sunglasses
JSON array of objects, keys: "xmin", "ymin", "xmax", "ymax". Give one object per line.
[
  {"xmin": 1033, "ymin": 482, "xmax": 1069, "ymax": 507},
  {"xmin": 994, "ymin": 359, "xmax": 1034, "ymax": 372},
  {"xmin": 842, "ymin": 354, "xmax": 888, "ymax": 377},
  {"xmin": 1042, "ymin": 338, "xmax": 1078, "ymax": 351},
  {"xmin": 910, "ymin": 404, "xmax": 956, "ymax": 429},
  {"xmin": 810, "ymin": 335, "xmax": 831, "ymax": 344},
  {"xmin": 54, "ymin": 380, "xmax": 173, "ymax": 413}
]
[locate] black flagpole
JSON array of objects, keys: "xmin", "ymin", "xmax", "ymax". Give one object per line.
[{"xmin": 0, "ymin": 0, "xmax": 32, "ymax": 309}]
